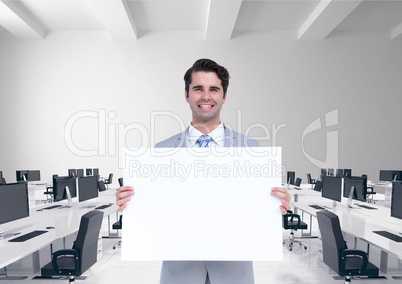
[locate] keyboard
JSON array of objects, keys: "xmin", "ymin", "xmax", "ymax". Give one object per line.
[
  {"xmin": 309, "ymin": 204, "xmax": 325, "ymax": 210},
  {"xmin": 43, "ymin": 204, "xmax": 63, "ymax": 210},
  {"xmin": 9, "ymin": 230, "xmax": 48, "ymax": 242},
  {"xmin": 357, "ymin": 204, "xmax": 377, "ymax": 210},
  {"xmin": 373, "ymin": 230, "xmax": 402, "ymax": 242},
  {"xmin": 95, "ymin": 204, "xmax": 111, "ymax": 210}
]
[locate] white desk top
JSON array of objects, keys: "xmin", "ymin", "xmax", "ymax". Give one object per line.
[
  {"xmin": 292, "ymin": 200, "xmax": 402, "ymax": 258},
  {"xmin": 0, "ymin": 190, "xmax": 117, "ymax": 269}
]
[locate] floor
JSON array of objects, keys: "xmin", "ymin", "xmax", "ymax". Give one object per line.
[{"xmin": 2, "ymin": 221, "xmax": 402, "ymax": 284}]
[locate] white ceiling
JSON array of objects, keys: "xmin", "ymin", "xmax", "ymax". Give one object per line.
[{"xmin": 0, "ymin": 0, "xmax": 402, "ymax": 40}]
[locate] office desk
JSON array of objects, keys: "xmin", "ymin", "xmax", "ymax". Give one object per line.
[
  {"xmin": 292, "ymin": 199, "xmax": 402, "ymax": 272},
  {"xmin": 0, "ymin": 192, "xmax": 117, "ymax": 271}
]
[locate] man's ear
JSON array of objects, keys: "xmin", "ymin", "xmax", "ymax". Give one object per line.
[
  {"xmin": 184, "ymin": 91, "xmax": 189, "ymax": 102},
  {"xmin": 223, "ymin": 92, "xmax": 227, "ymax": 103}
]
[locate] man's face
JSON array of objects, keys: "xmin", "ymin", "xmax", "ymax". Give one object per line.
[{"xmin": 185, "ymin": 71, "xmax": 227, "ymax": 129}]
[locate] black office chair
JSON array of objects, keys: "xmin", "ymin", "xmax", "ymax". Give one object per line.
[
  {"xmin": 307, "ymin": 173, "xmax": 316, "ymax": 188},
  {"xmin": 37, "ymin": 210, "xmax": 104, "ymax": 283},
  {"xmin": 282, "ymin": 210, "xmax": 308, "ymax": 251},
  {"xmin": 313, "ymin": 180, "xmax": 322, "ymax": 192},
  {"xmin": 362, "ymin": 174, "xmax": 376, "ymax": 202},
  {"xmin": 104, "ymin": 173, "xmax": 113, "ymax": 189},
  {"xmin": 294, "ymin": 177, "xmax": 302, "ymax": 187},
  {"xmin": 316, "ymin": 210, "xmax": 380, "ymax": 283},
  {"xmin": 98, "ymin": 180, "xmax": 106, "ymax": 192}
]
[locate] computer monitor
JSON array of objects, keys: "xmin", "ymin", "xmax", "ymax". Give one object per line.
[
  {"xmin": 286, "ymin": 171, "xmax": 295, "ymax": 185},
  {"xmin": 53, "ymin": 175, "xmax": 77, "ymax": 204},
  {"xmin": 327, "ymin": 169, "xmax": 334, "ymax": 176},
  {"xmin": 16, "ymin": 170, "xmax": 28, "ymax": 181},
  {"xmin": 391, "ymin": 171, "xmax": 402, "ymax": 181},
  {"xmin": 76, "ymin": 169, "xmax": 84, "ymax": 178},
  {"xmin": 93, "ymin": 168, "xmax": 99, "ymax": 176},
  {"xmin": 322, "ymin": 175, "xmax": 342, "ymax": 203},
  {"xmin": 0, "ymin": 182, "xmax": 29, "ymax": 238},
  {"xmin": 78, "ymin": 176, "xmax": 99, "ymax": 202},
  {"xmin": 380, "ymin": 170, "xmax": 395, "ymax": 182},
  {"xmin": 27, "ymin": 170, "xmax": 40, "ymax": 181},
  {"xmin": 68, "ymin": 169, "xmax": 77, "ymax": 177},
  {"xmin": 86, "ymin": 169, "xmax": 93, "ymax": 176},
  {"xmin": 343, "ymin": 176, "xmax": 367, "ymax": 202},
  {"xmin": 16, "ymin": 170, "xmax": 40, "ymax": 181},
  {"xmin": 320, "ymin": 168, "xmax": 327, "ymax": 176},
  {"xmin": 391, "ymin": 181, "xmax": 402, "ymax": 220},
  {"xmin": 336, "ymin": 169, "xmax": 352, "ymax": 178}
]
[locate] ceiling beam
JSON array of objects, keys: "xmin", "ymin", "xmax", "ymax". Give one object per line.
[
  {"xmin": 0, "ymin": 0, "xmax": 45, "ymax": 39},
  {"xmin": 90, "ymin": 0, "xmax": 138, "ymax": 40},
  {"xmin": 298, "ymin": 0, "xmax": 363, "ymax": 40},
  {"xmin": 391, "ymin": 22, "xmax": 402, "ymax": 40},
  {"xmin": 205, "ymin": 0, "xmax": 243, "ymax": 40}
]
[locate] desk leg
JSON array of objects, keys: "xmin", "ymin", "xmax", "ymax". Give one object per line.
[
  {"xmin": 300, "ymin": 211, "xmax": 318, "ymax": 239},
  {"xmin": 102, "ymin": 211, "xmax": 120, "ymax": 239},
  {"xmin": 0, "ymin": 267, "xmax": 28, "ymax": 280}
]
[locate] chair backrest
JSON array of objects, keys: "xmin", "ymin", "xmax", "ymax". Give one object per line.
[
  {"xmin": 307, "ymin": 174, "xmax": 312, "ymax": 183},
  {"xmin": 72, "ymin": 210, "xmax": 104, "ymax": 275},
  {"xmin": 98, "ymin": 180, "xmax": 106, "ymax": 192},
  {"xmin": 314, "ymin": 180, "xmax": 322, "ymax": 192},
  {"xmin": 295, "ymin": 177, "xmax": 302, "ymax": 186},
  {"xmin": 108, "ymin": 173, "xmax": 113, "ymax": 184},
  {"xmin": 316, "ymin": 210, "xmax": 347, "ymax": 275}
]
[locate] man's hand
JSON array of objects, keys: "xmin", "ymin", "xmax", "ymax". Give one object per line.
[
  {"xmin": 115, "ymin": 186, "xmax": 135, "ymax": 212},
  {"xmin": 271, "ymin": 187, "xmax": 291, "ymax": 215}
]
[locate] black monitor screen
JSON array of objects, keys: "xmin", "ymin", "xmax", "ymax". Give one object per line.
[
  {"xmin": 78, "ymin": 176, "xmax": 99, "ymax": 202},
  {"xmin": 93, "ymin": 168, "xmax": 99, "ymax": 176},
  {"xmin": 27, "ymin": 170, "xmax": 40, "ymax": 181},
  {"xmin": 86, "ymin": 169, "xmax": 92, "ymax": 176},
  {"xmin": 53, "ymin": 176, "xmax": 77, "ymax": 202},
  {"xmin": 76, "ymin": 169, "xmax": 84, "ymax": 178},
  {"xmin": 380, "ymin": 170, "xmax": 394, "ymax": 182},
  {"xmin": 322, "ymin": 175, "xmax": 342, "ymax": 202},
  {"xmin": 343, "ymin": 176, "xmax": 367, "ymax": 202},
  {"xmin": 344, "ymin": 169, "xmax": 352, "ymax": 177},
  {"xmin": 321, "ymin": 168, "xmax": 327, "ymax": 176},
  {"xmin": 0, "ymin": 183, "xmax": 29, "ymax": 225},
  {"xmin": 16, "ymin": 170, "xmax": 28, "ymax": 181},
  {"xmin": 327, "ymin": 169, "xmax": 334, "ymax": 176},
  {"xmin": 391, "ymin": 182, "xmax": 402, "ymax": 220},
  {"xmin": 286, "ymin": 171, "xmax": 295, "ymax": 185},
  {"xmin": 68, "ymin": 169, "xmax": 77, "ymax": 177}
]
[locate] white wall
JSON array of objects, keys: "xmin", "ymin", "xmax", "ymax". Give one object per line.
[{"xmin": 0, "ymin": 30, "xmax": 401, "ymax": 184}]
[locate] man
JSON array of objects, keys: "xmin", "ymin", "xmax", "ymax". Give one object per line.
[{"xmin": 116, "ymin": 58, "xmax": 291, "ymax": 284}]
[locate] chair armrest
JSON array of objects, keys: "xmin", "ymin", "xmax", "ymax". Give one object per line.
[
  {"xmin": 51, "ymin": 249, "xmax": 80, "ymax": 274},
  {"xmin": 284, "ymin": 211, "xmax": 301, "ymax": 226},
  {"xmin": 340, "ymin": 249, "xmax": 368, "ymax": 275}
]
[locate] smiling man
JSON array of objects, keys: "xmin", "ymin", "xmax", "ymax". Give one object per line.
[{"xmin": 116, "ymin": 58, "xmax": 291, "ymax": 284}]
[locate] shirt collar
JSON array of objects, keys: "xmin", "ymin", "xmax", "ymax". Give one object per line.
[{"xmin": 187, "ymin": 123, "xmax": 225, "ymax": 147}]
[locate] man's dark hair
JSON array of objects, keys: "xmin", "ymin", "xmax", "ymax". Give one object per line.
[{"xmin": 184, "ymin": 58, "xmax": 230, "ymax": 97}]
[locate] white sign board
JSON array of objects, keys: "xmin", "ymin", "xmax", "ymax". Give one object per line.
[{"xmin": 122, "ymin": 147, "xmax": 283, "ymax": 261}]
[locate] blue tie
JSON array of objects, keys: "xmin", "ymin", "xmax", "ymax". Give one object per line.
[{"xmin": 196, "ymin": 135, "xmax": 213, "ymax": 148}]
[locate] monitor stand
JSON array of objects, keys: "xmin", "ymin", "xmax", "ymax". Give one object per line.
[
  {"xmin": 59, "ymin": 186, "xmax": 73, "ymax": 208},
  {"xmin": 324, "ymin": 200, "xmax": 337, "ymax": 209},
  {"xmin": 347, "ymin": 186, "xmax": 360, "ymax": 209}
]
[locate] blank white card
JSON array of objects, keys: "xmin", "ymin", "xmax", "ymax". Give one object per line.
[{"xmin": 122, "ymin": 147, "xmax": 283, "ymax": 261}]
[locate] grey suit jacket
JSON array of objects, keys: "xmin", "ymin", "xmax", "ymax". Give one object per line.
[{"xmin": 157, "ymin": 124, "xmax": 258, "ymax": 284}]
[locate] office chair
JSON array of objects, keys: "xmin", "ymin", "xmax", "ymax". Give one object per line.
[
  {"xmin": 362, "ymin": 174, "xmax": 376, "ymax": 202},
  {"xmin": 98, "ymin": 180, "xmax": 106, "ymax": 192},
  {"xmin": 313, "ymin": 180, "xmax": 322, "ymax": 192},
  {"xmin": 294, "ymin": 177, "xmax": 302, "ymax": 187},
  {"xmin": 104, "ymin": 173, "xmax": 113, "ymax": 189},
  {"xmin": 282, "ymin": 210, "xmax": 308, "ymax": 251},
  {"xmin": 307, "ymin": 173, "xmax": 316, "ymax": 188},
  {"xmin": 36, "ymin": 210, "xmax": 104, "ymax": 283},
  {"xmin": 316, "ymin": 210, "xmax": 381, "ymax": 283}
]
